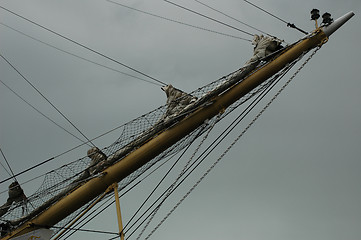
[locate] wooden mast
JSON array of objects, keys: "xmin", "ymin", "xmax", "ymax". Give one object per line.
[{"xmin": 2, "ymin": 12, "xmax": 353, "ymax": 239}]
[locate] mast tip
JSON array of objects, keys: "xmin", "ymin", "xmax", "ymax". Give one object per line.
[{"xmin": 322, "ymin": 11, "xmax": 355, "ymax": 37}]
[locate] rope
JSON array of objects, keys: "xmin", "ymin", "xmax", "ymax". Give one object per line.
[
  {"xmin": 0, "ymin": 160, "xmax": 12, "ymax": 177},
  {"xmin": 242, "ymin": 0, "xmax": 308, "ymax": 35},
  {"xmin": 164, "ymin": 0, "xmax": 254, "ymax": 37},
  {"xmin": 0, "ymin": 105, "xmax": 141, "ymax": 185},
  {"xmin": 135, "ymin": 116, "xmax": 220, "ymax": 240},
  {"xmin": 0, "ymin": 79, "xmax": 91, "ymax": 146},
  {"xmin": 0, "ymin": 147, "xmax": 17, "ymax": 182},
  {"xmin": 0, "ymin": 174, "xmax": 43, "ymax": 196},
  {"xmin": 122, "ymin": 56, "xmax": 299, "ymax": 239},
  {"xmin": 144, "ymin": 47, "xmax": 321, "ymax": 239},
  {"xmin": 136, "ymin": 69, "xmax": 285, "ymax": 239},
  {"xmin": 0, "ymin": 5, "xmax": 167, "ymax": 86},
  {"xmin": 194, "ymin": 0, "xmax": 272, "ymax": 36},
  {"xmin": 123, "ymin": 126, "xmax": 206, "ymax": 234},
  {"xmin": 106, "ymin": 0, "xmax": 250, "ymax": 42},
  {"xmin": 0, "ymin": 147, "xmax": 37, "ymax": 210},
  {"xmin": 60, "ymin": 151, "xmax": 185, "ymax": 239},
  {"xmin": 0, "ymin": 22, "xmax": 163, "ymax": 87},
  {"xmin": 0, "ymin": 53, "xmax": 97, "ymax": 148},
  {"xmin": 126, "ymin": 65, "xmax": 291, "ymax": 238}
]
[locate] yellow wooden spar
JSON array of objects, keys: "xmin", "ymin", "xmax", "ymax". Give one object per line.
[{"xmin": 2, "ymin": 11, "xmax": 354, "ymax": 240}]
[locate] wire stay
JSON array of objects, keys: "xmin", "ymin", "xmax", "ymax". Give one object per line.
[
  {"xmin": 0, "ymin": 79, "xmax": 92, "ymax": 145},
  {"xmin": 144, "ymin": 48, "xmax": 321, "ymax": 239},
  {"xmin": 0, "ymin": 5, "xmax": 167, "ymax": 86},
  {"xmin": 0, "ymin": 53, "xmax": 97, "ymax": 148},
  {"xmin": 164, "ymin": 0, "xmax": 254, "ymax": 37},
  {"xmin": 0, "ymin": 22, "xmax": 162, "ymax": 87},
  {"xmin": 0, "ymin": 159, "xmax": 13, "ymax": 178},
  {"xmin": 242, "ymin": 0, "xmax": 308, "ymax": 34},
  {"xmin": 0, "ymin": 147, "xmax": 17, "ymax": 182},
  {"xmin": 107, "ymin": 0, "xmax": 250, "ymax": 42},
  {"xmin": 194, "ymin": 0, "xmax": 271, "ymax": 36}
]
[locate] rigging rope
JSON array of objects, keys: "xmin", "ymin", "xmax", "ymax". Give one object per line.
[
  {"xmin": 0, "ymin": 5, "xmax": 167, "ymax": 86},
  {"xmin": 0, "ymin": 174, "xmax": 43, "ymax": 196},
  {"xmin": 0, "ymin": 41, "xmax": 320, "ymax": 238},
  {"xmin": 0, "ymin": 147, "xmax": 37, "ymax": 210},
  {"xmin": 124, "ymin": 63, "xmax": 288, "ymax": 238},
  {"xmin": 0, "ymin": 147, "xmax": 17, "ymax": 182},
  {"xmin": 60, "ymin": 152, "xmax": 181, "ymax": 240},
  {"xmin": 106, "ymin": 0, "xmax": 250, "ymax": 42},
  {"xmin": 0, "ymin": 160, "xmax": 12, "ymax": 178},
  {"xmin": 122, "ymin": 47, "xmax": 304, "ymax": 239},
  {"xmin": 127, "ymin": 68, "xmax": 285, "ymax": 239},
  {"xmin": 135, "ymin": 116, "xmax": 219, "ymax": 240},
  {"xmin": 0, "ymin": 107, "xmax": 139, "ymax": 185},
  {"xmin": 0, "ymin": 79, "xmax": 91, "ymax": 146},
  {"xmin": 0, "ymin": 53, "xmax": 97, "ymax": 148},
  {"xmin": 164, "ymin": 0, "xmax": 254, "ymax": 37},
  {"xmin": 144, "ymin": 46, "xmax": 322, "ymax": 239},
  {"xmin": 124, "ymin": 127, "xmax": 205, "ymax": 234},
  {"xmin": 0, "ymin": 22, "xmax": 163, "ymax": 87},
  {"xmin": 242, "ymin": 0, "xmax": 308, "ymax": 35},
  {"xmin": 194, "ymin": 0, "xmax": 272, "ymax": 37},
  {"xmin": 0, "ymin": 46, "xmax": 288, "ymax": 235}
]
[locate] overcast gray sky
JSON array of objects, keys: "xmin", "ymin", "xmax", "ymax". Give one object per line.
[{"xmin": 1, "ymin": 0, "xmax": 360, "ymax": 240}]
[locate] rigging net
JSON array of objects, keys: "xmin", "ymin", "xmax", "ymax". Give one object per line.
[{"xmin": 0, "ymin": 42, "xmax": 311, "ymax": 237}]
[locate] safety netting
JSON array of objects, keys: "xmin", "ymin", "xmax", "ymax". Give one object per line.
[{"xmin": 1, "ymin": 43, "xmax": 309, "ymax": 236}]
